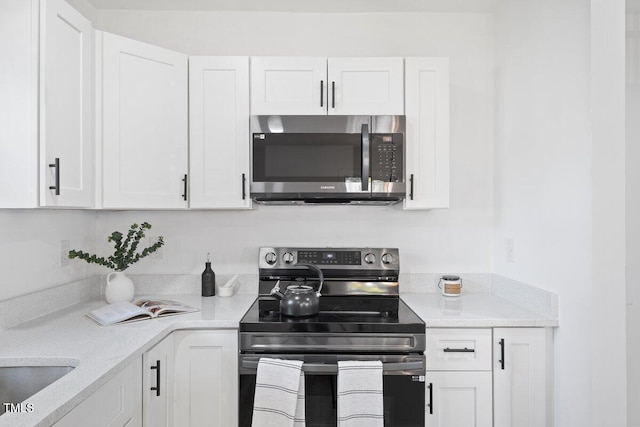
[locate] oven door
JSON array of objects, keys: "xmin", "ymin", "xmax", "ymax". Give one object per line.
[{"xmin": 239, "ymin": 354, "xmax": 425, "ymax": 427}]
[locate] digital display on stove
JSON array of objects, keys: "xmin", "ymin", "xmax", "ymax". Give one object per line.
[{"xmin": 298, "ymin": 250, "xmax": 361, "ymax": 265}]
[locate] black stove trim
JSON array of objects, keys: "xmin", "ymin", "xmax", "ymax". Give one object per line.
[{"xmin": 239, "ymin": 297, "xmax": 425, "ymax": 334}]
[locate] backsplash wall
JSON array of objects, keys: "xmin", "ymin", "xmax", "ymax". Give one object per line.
[{"xmin": 0, "ymin": 210, "xmax": 98, "ymax": 301}]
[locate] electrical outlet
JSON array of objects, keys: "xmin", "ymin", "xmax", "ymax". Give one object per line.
[
  {"xmin": 506, "ymin": 238, "xmax": 515, "ymax": 263},
  {"xmin": 149, "ymin": 236, "xmax": 163, "ymax": 259},
  {"xmin": 60, "ymin": 240, "xmax": 70, "ymax": 266}
]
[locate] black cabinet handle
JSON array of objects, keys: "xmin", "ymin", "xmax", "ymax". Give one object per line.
[
  {"xmin": 182, "ymin": 174, "xmax": 188, "ymax": 201},
  {"xmin": 242, "ymin": 173, "xmax": 246, "ymax": 200},
  {"xmin": 499, "ymin": 338, "xmax": 505, "ymax": 370},
  {"xmin": 427, "ymin": 382, "xmax": 433, "ymax": 414},
  {"xmin": 409, "ymin": 173, "xmax": 414, "ymax": 200},
  {"xmin": 443, "ymin": 347, "xmax": 475, "ymax": 353},
  {"xmin": 332, "ymin": 81, "xmax": 335, "ymax": 108},
  {"xmin": 150, "ymin": 360, "xmax": 161, "ymax": 396},
  {"xmin": 49, "ymin": 158, "xmax": 60, "ymax": 195},
  {"xmin": 320, "ymin": 80, "xmax": 324, "ymax": 107}
]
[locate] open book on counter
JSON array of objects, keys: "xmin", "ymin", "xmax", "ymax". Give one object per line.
[{"xmin": 87, "ymin": 299, "xmax": 199, "ymax": 326}]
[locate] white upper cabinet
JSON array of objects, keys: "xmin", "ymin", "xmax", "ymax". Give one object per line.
[
  {"xmin": 189, "ymin": 57, "xmax": 251, "ymax": 209},
  {"xmin": 0, "ymin": 0, "xmax": 39, "ymax": 208},
  {"xmin": 327, "ymin": 57, "xmax": 404, "ymax": 115},
  {"xmin": 250, "ymin": 57, "xmax": 327, "ymax": 115},
  {"xmin": 250, "ymin": 57, "xmax": 404, "ymax": 115},
  {"xmin": 100, "ymin": 32, "xmax": 188, "ymax": 209},
  {"xmin": 0, "ymin": 0, "xmax": 93, "ymax": 209},
  {"xmin": 404, "ymin": 57, "xmax": 450, "ymax": 210},
  {"xmin": 40, "ymin": 0, "xmax": 94, "ymax": 207}
]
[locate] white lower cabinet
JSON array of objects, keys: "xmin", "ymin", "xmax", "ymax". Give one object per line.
[
  {"xmin": 426, "ymin": 371, "xmax": 492, "ymax": 427},
  {"xmin": 143, "ymin": 334, "xmax": 175, "ymax": 427},
  {"xmin": 172, "ymin": 330, "xmax": 238, "ymax": 427},
  {"xmin": 493, "ymin": 328, "xmax": 552, "ymax": 427},
  {"xmin": 141, "ymin": 330, "xmax": 238, "ymax": 427},
  {"xmin": 426, "ymin": 327, "xmax": 552, "ymax": 427},
  {"xmin": 54, "ymin": 357, "xmax": 142, "ymax": 427},
  {"xmin": 425, "ymin": 328, "xmax": 492, "ymax": 427}
]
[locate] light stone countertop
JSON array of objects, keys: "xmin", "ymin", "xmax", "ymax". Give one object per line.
[
  {"xmin": 0, "ymin": 285, "xmax": 557, "ymax": 427},
  {"xmin": 402, "ymin": 292, "xmax": 558, "ymax": 328},
  {"xmin": 0, "ymin": 293, "xmax": 257, "ymax": 427}
]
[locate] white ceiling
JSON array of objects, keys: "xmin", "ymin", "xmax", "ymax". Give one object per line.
[{"xmin": 86, "ymin": 0, "xmax": 501, "ymax": 13}]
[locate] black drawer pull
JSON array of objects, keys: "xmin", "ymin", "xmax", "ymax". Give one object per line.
[
  {"xmin": 443, "ymin": 347, "xmax": 475, "ymax": 353},
  {"xmin": 427, "ymin": 382, "xmax": 433, "ymax": 414},
  {"xmin": 242, "ymin": 173, "xmax": 246, "ymax": 200},
  {"xmin": 49, "ymin": 158, "xmax": 60, "ymax": 195},
  {"xmin": 499, "ymin": 338, "xmax": 505, "ymax": 370},
  {"xmin": 409, "ymin": 173, "xmax": 414, "ymax": 200},
  {"xmin": 150, "ymin": 360, "xmax": 161, "ymax": 396},
  {"xmin": 332, "ymin": 81, "xmax": 335, "ymax": 108},
  {"xmin": 182, "ymin": 174, "xmax": 188, "ymax": 201}
]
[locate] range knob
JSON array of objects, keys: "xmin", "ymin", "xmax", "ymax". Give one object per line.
[
  {"xmin": 265, "ymin": 252, "xmax": 277, "ymax": 265},
  {"xmin": 364, "ymin": 253, "xmax": 376, "ymax": 264},
  {"xmin": 283, "ymin": 252, "xmax": 295, "ymax": 264},
  {"xmin": 381, "ymin": 253, "xmax": 394, "ymax": 264}
]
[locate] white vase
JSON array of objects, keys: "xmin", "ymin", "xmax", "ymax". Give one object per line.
[{"xmin": 105, "ymin": 271, "xmax": 135, "ymax": 303}]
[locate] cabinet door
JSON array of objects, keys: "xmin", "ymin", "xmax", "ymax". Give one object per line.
[
  {"xmin": 54, "ymin": 357, "xmax": 142, "ymax": 427},
  {"xmin": 404, "ymin": 57, "xmax": 450, "ymax": 209},
  {"xmin": 101, "ymin": 32, "xmax": 188, "ymax": 209},
  {"xmin": 173, "ymin": 330, "xmax": 238, "ymax": 427},
  {"xmin": 250, "ymin": 57, "xmax": 327, "ymax": 115},
  {"xmin": 189, "ymin": 57, "xmax": 251, "ymax": 209},
  {"xmin": 0, "ymin": 0, "xmax": 38, "ymax": 208},
  {"xmin": 327, "ymin": 57, "xmax": 404, "ymax": 115},
  {"xmin": 40, "ymin": 0, "xmax": 94, "ymax": 207},
  {"xmin": 494, "ymin": 328, "xmax": 549, "ymax": 427},
  {"xmin": 425, "ymin": 372, "xmax": 492, "ymax": 427},
  {"xmin": 143, "ymin": 334, "xmax": 174, "ymax": 427}
]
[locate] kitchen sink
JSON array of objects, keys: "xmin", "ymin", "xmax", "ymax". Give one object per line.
[{"xmin": 0, "ymin": 366, "xmax": 74, "ymax": 415}]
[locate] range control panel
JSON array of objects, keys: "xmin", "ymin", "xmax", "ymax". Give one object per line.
[{"xmin": 259, "ymin": 247, "xmax": 399, "ymax": 271}]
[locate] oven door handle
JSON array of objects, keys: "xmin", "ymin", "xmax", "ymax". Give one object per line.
[{"xmin": 241, "ymin": 359, "xmax": 424, "ymax": 374}]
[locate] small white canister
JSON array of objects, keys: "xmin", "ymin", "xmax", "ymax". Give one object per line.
[{"xmin": 438, "ymin": 275, "xmax": 463, "ymax": 297}]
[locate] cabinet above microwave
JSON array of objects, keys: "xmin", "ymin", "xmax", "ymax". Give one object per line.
[{"xmin": 250, "ymin": 57, "xmax": 404, "ymax": 116}]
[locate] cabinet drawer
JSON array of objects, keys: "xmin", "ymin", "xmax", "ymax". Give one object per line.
[{"xmin": 425, "ymin": 329, "xmax": 492, "ymax": 371}]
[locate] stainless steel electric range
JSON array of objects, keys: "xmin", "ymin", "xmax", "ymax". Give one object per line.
[{"xmin": 239, "ymin": 247, "xmax": 426, "ymax": 427}]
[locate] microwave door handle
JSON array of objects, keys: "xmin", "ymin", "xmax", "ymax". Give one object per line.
[{"xmin": 361, "ymin": 123, "xmax": 370, "ymax": 192}]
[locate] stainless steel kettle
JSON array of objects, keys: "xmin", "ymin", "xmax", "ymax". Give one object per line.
[{"xmin": 270, "ymin": 263, "xmax": 324, "ymax": 317}]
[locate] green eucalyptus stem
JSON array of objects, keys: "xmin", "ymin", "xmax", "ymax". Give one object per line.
[{"xmin": 69, "ymin": 222, "xmax": 164, "ymax": 271}]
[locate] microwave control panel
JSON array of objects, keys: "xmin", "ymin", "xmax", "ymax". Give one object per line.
[{"xmin": 371, "ymin": 134, "xmax": 403, "ymax": 182}]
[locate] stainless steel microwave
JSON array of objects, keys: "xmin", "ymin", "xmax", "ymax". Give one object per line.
[{"xmin": 250, "ymin": 115, "xmax": 406, "ymax": 205}]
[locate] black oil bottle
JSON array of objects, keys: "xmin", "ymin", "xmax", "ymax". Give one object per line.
[{"xmin": 202, "ymin": 253, "xmax": 216, "ymax": 296}]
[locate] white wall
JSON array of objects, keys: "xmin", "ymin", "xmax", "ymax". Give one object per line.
[
  {"xmin": 627, "ymin": 6, "xmax": 640, "ymax": 427},
  {"xmin": 0, "ymin": 210, "xmax": 97, "ymax": 301},
  {"xmin": 494, "ymin": 1, "xmax": 626, "ymax": 426},
  {"xmin": 93, "ymin": 11, "xmax": 495, "ymax": 277}
]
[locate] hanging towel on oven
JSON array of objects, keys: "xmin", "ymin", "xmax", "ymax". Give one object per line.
[
  {"xmin": 337, "ymin": 360, "xmax": 384, "ymax": 427},
  {"xmin": 252, "ymin": 358, "xmax": 305, "ymax": 427}
]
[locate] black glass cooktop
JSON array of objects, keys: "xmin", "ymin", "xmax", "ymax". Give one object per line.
[{"xmin": 239, "ymin": 297, "xmax": 424, "ymax": 334}]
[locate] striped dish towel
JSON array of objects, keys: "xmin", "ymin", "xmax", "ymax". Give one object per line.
[
  {"xmin": 337, "ymin": 360, "xmax": 384, "ymax": 427},
  {"xmin": 252, "ymin": 358, "xmax": 306, "ymax": 427}
]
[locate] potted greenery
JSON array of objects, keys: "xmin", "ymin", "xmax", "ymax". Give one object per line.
[{"xmin": 69, "ymin": 222, "xmax": 165, "ymax": 303}]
